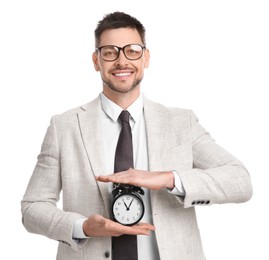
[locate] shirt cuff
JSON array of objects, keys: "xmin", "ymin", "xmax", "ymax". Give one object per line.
[
  {"xmin": 72, "ymin": 218, "xmax": 89, "ymax": 239},
  {"xmin": 168, "ymin": 170, "xmax": 186, "ymax": 196}
]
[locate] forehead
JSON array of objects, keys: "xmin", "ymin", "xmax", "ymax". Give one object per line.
[{"xmin": 99, "ymin": 28, "xmax": 143, "ymax": 47}]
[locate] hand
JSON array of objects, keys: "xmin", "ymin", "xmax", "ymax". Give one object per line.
[
  {"xmin": 124, "ymin": 201, "xmax": 129, "ymax": 210},
  {"xmin": 96, "ymin": 168, "xmax": 175, "ymax": 190},
  {"xmin": 128, "ymin": 198, "xmax": 134, "ymax": 209},
  {"xmin": 82, "ymin": 214, "xmax": 155, "ymax": 237}
]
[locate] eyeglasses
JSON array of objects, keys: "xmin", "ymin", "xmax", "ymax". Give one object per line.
[{"xmin": 96, "ymin": 44, "xmax": 146, "ymax": 62}]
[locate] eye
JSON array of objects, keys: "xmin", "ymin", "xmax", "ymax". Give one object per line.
[
  {"xmin": 101, "ymin": 46, "xmax": 118, "ymax": 58},
  {"xmin": 126, "ymin": 48, "xmax": 139, "ymax": 55},
  {"xmin": 127, "ymin": 49, "xmax": 136, "ymax": 54},
  {"xmin": 124, "ymin": 45, "xmax": 143, "ymax": 58},
  {"xmin": 103, "ymin": 50, "xmax": 115, "ymax": 57}
]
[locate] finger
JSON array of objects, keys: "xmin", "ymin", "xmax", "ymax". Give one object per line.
[
  {"xmin": 134, "ymin": 222, "xmax": 155, "ymax": 232},
  {"xmin": 95, "ymin": 175, "xmax": 114, "ymax": 182},
  {"xmin": 96, "ymin": 174, "xmax": 131, "ymax": 184},
  {"xmin": 123, "ymin": 223, "xmax": 155, "ymax": 236},
  {"xmin": 110, "ymin": 222, "xmax": 153, "ymax": 236}
]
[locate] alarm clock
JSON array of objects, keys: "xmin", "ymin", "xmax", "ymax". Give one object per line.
[{"xmin": 112, "ymin": 185, "xmax": 145, "ymax": 226}]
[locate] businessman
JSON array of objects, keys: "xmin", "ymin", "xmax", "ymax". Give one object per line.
[{"xmin": 21, "ymin": 11, "xmax": 253, "ymax": 260}]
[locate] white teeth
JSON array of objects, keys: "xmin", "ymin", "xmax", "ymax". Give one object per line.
[{"xmin": 115, "ymin": 72, "xmax": 131, "ymax": 76}]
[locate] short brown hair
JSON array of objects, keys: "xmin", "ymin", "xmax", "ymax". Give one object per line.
[{"xmin": 94, "ymin": 11, "xmax": 146, "ymax": 47}]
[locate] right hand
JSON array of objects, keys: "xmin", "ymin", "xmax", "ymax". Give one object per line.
[{"xmin": 82, "ymin": 214, "xmax": 155, "ymax": 237}]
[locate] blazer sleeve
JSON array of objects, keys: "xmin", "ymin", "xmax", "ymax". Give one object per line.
[
  {"xmin": 176, "ymin": 111, "xmax": 253, "ymax": 208},
  {"xmin": 21, "ymin": 116, "xmax": 87, "ymax": 251}
]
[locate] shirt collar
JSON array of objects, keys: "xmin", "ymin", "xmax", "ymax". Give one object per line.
[{"xmin": 100, "ymin": 92, "xmax": 144, "ymax": 123}]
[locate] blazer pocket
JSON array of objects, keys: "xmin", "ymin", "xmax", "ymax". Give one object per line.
[{"xmin": 162, "ymin": 144, "xmax": 193, "ymax": 171}]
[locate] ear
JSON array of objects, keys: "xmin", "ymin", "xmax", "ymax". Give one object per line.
[
  {"xmin": 92, "ymin": 52, "xmax": 100, "ymax": 71},
  {"xmin": 144, "ymin": 49, "xmax": 150, "ymax": 69}
]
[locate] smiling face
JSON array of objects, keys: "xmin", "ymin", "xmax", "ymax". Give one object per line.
[{"xmin": 92, "ymin": 28, "xmax": 150, "ymax": 102}]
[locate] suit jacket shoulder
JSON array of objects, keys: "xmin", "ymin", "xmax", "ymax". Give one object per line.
[{"xmin": 51, "ymin": 96, "xmax": 101, "ymax": 123}]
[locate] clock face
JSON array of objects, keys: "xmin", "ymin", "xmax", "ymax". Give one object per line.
[{"xmin": 112, "ymin": 193, "xmax": 144, "ymax": 225}]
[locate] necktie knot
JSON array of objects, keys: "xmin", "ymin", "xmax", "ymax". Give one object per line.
[{"xmin": 119, "ymin": 110, "xmax": 130, "ymax": 124}]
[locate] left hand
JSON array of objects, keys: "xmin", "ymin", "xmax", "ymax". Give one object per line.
[
  {"xmin": 96, "ymin": 168, "xmax": 174, "ymax": 190},
  {"xmin": 82, "ymin": 214, "xmax": 155, "ymax": 237}
]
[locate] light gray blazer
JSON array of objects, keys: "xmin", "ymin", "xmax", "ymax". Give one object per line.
[{"xmin": 21, "ymin": 96, "xmax": 252, "ymax": 260}]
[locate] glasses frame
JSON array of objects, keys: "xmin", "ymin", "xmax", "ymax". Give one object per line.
[{"xmin": 95, "ymin": 44, "xmax": 146, "ymax": 62}]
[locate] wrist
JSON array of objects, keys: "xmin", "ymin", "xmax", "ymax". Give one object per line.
[{"xmin": 163, "ymin": 171, "xmax": 175, "ymax": 189}]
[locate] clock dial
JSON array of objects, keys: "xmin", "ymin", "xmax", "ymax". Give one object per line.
[{"xmin": 112, "ymin": 194, "xmax": 144, "ymax": 225}]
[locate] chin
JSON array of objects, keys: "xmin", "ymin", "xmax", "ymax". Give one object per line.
[{"xmin": 108, "ymin": 84, "xmax": 139, "ymax": 94}]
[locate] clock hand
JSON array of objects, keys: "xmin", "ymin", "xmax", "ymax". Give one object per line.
[
  {"xmin": 128, "ymin": 198, "xmax": 134, "ymax": 209},
  {"xmin": 124, "ymin": 201, "xmax": 129, "ymax": 210}
]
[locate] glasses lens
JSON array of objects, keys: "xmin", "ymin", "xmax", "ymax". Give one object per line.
[
  {"xmin": 100, "ymin": 46, "xmax": 119, "ymax": 61},
  {"xmin": 124, "ymin": 45, "xmax": 143, "ymax": 60}
]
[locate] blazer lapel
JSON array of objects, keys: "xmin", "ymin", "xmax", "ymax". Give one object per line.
[
  {"xmin": 144, "ymin": 98, "xmax": 167, "ymax": 172},
  {"xmin": 144, "ymin": 98, "xmax": 174, "ymax": 214},
  {"xmin": 78, "ymin": 97, "xmax": 110, "ymax": 215}
]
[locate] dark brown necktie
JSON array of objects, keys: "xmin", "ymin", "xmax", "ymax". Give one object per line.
[{"xmin": 112, "ymin": 110, "xmax": 138, "ymax": 260}]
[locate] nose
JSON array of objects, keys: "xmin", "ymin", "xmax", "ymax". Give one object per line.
[{"xmin": 115, "ymin": 49, "xmax": 128, "ymax": 66}]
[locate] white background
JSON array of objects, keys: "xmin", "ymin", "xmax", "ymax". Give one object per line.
[{"xmin": 1, "ymin": 0, "xmax": 268, "ymax": 259}]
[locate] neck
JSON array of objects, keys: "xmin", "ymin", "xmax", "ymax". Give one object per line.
[{"xmin": 102, "ymin": 87, "xmax": 141, "ymax": 109}]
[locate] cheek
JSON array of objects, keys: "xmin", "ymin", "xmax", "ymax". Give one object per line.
[
  {"xmin": 136, "ymin": 58, "xmax": 149, "ymax": 71},
  {"xmin": 99, "ymin": 62, "xmax": 111, "ymax": 73}
]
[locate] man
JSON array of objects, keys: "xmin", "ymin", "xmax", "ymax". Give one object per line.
[{"xmin": 21, "ymin": 11, "xmax": 253, "ymax": 260}]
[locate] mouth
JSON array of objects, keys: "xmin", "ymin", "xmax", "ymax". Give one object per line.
[
  {"xmin": 112, "ymin": 70, "xmax": 133, "ymax": 79},
  {"xmin": 113, "ymin": 72, "xmax": 132, "ymax": 77}
]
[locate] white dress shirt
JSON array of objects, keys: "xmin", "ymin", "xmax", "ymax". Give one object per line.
[{"xmin": 73, "ymin": 93, "xmax": 185, "ymax": 259}]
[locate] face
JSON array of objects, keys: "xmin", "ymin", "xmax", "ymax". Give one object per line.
[{"xmin": 92, "ymin": 28, "xmax": 150, "ymax": 96}]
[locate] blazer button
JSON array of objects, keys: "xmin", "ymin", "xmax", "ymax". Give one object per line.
[{"xmin": 105, "ymin": 251, "xmax": 110, "ymax": 258}]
